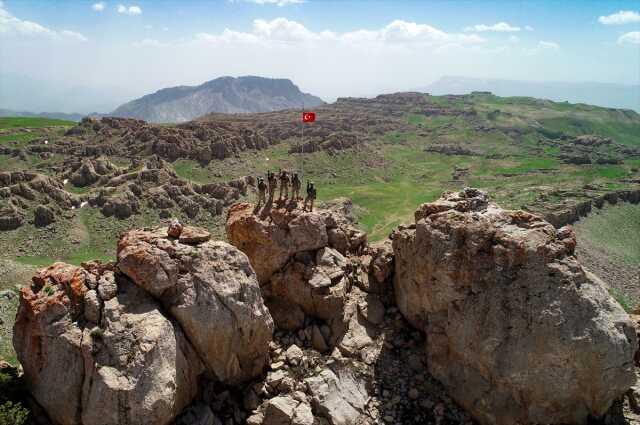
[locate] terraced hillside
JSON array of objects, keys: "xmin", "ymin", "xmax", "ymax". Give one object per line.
[{"xmin": 1, "ymin": 93, "xmax": 639, "ymax": 365}]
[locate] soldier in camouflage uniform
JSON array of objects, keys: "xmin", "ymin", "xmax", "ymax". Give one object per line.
[
  {"xmin": 278, "ymin": 169, "xmax": 290, "ymax": 200},
  {"xmin": 257, "ymin": 177, "xmax": 267, "ymax": 206},
  {"xmin": 267, "ymin": 171, "xmax": 277, "ymax": 200},
  {"xmin": 304, "ymin": 181, "xmax": 317, "ymax": 212},
  {"xmin": 291, "ymin": 173, "xmax": 301, "ymax": 201}
]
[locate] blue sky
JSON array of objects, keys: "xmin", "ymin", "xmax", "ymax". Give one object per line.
[{"xmin": 1, "ymin": 0, "xmax": 638, "ymax": 112}]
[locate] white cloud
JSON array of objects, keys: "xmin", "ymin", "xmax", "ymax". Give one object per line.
[
  {"xmin": 538, "ymin": 40, "xmax": 559, "ymax": 49},
  {"xmin": 508, "ymin": 35, "xmax": 519, "ymax": 44},
  {"xmin": 0, "ymin": 2, "xmax": 87, "ymax": 41},
  {"xmin": 599, "ymin": 10, "xmax": 640, "ymax": 25},
  {"xmin": 0, "ymin": 2, "xmax": 55, "ymax": 36},
  {"xmin": 464, "ymin": 22, "xmax": 521, "ymax": 32},
  {"xmin": 196, "ymin": 18, "xmax": 485, "ymax": 45},
  {"xmin": 236, "ymin": 0, "xmax": 305, "ymax": 6},
  {"xmin": 61, "ymin": 30, "xmax": 88, "ymax": 42},
  {"xmin": 92, "ymin": 2, "xmax": 106, "ymax": 12},
  {"xmin": 525, "ymin": 25, "xmax": 534, "ymax": 31},
  {"xmin": 618, "ymin": 31, "xmax": 640, "ymax": 44},
  {"xmin": 117, "ymin": 4, "xmax": 142, "ymax": 15}
]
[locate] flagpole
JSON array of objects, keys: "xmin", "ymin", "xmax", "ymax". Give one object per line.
[{"xmin": 301, "ymin": 100, "xmax": 304, "ymax": 180}]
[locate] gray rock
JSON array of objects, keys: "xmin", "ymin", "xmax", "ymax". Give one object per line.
[
  {"xmin": 393, "ymin": 189, "xmax": 638, "ymax": 424},
  {"xmin": 118, "ymin": 227, "xmax": 274, "ymax": 384},
  {"xmin": 305, "ymin": 364, "xmax": 369, "ymax": 425},
  {"xmin": 83, "ymin": 289, "xmax": 101, "ymax": 323}
]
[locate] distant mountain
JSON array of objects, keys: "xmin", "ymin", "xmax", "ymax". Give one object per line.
[
  {"xmin": 111, "ymin": 76, "xmax": 325, "ymax": 123},
  {"xmin": 0, "ymin": 108, "xmax": 84, "ymax": 122},
  {"xmin": 419, "ymin": 76, "xmax": 640, "ymax": 112}
]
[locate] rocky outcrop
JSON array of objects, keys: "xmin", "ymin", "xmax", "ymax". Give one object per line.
[
  {"xmin": 226, "ymin": 200, "xmax": 366, "ymax": 285},
  {"xmin": 13, "ymin": 262, "xmax": 203, "ymax": 425},
  {"xmin": 528, "ymin": 186, "xmax": 640, "ymax": 228},
  {"xmin": 226, "ymin": 201, "xmax": 379, "ymax": 358},
  {"xmin": 117, "ymin": 226, "xmax": 274, "ymax": 384},
  {"xmin": 34, "ymin": 205, "xmax": 55, "ymax": 227},
  {"xmin": 13, "ymin": 225, "xmax": 276, "ymax": 424},
  {"xmin": 392, "ymin": 188, "xmax": 638, "ymax": 424}
]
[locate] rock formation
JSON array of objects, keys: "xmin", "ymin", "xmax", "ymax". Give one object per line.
[
  {"xmin": 117, "ymin": 226, "xmax": 274, "ymax": 384},
  {"xmin": 13, "ymin": 225, "xmax": 275, "ymax": 425},
  {"xmin": 13, "ymin": 262, "xmax": 203, "ymax": 425},
  {"xmin": 11, "ymin": 191, "xmax": 639, "ymax": 425},
  {"xmin": 392, "ymin": 188, "xmax": 638, "ymax": 424}
]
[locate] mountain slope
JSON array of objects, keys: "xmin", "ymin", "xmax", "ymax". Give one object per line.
[
  {"xmin": 111, "ymin": 76, "xmax": 324, "ymax": 123},
  {"xmin": 420, "ymin": 76, "xmax": 640, "ymax": 112}
]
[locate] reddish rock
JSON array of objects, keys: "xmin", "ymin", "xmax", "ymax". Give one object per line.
[
  {"xmin": 178, "ymin": 226, "xmax": 210, "ymax": 244},
  {"xmin": 226, "ymin": 203, "xmax": 328, "ymax": 284},
  {"xmin": 168, "ymin": 219, "xmax": 183, "ymax": 238}
]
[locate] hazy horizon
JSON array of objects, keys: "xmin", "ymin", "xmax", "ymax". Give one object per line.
[{"xmin": 1, "ymin": 0, "xmax": 639, "ymax": 113}]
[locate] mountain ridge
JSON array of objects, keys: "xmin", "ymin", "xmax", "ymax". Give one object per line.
[
  {"xmin": 419, "ymin": 76, "xmax": 640, "ymax": 112},
  {"xmin": 111, "ymin": 76, "xmax": 325, "ymax": 123}
]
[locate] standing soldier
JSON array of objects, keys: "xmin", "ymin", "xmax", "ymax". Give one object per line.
[
  {"xmin": 304, "ymin": 181, "xmax": 317, "ymax": 212},
  {"xmin": 267, "ymin": 171, "xmax": 277, "ymax": 200},
  {"xmin": 291, "ymin": 173, "xmax": 301, "ymax": 201},
  {"xmin": 278, "ymin": 169, "xmax": 290, "ymax": 200},
  {"xmin": 257, "ymin": 177, "xmax": 267, "ymax": 206}
]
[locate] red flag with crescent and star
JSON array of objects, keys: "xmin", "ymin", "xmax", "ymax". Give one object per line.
[{"xmin": 302, "ymin": 112, "xmax": 316, "ymax": 123}]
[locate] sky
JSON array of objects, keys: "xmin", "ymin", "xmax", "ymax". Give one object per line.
[{"xmin": 0, "ymin": 0, "xmax": 639, "ymax": 113}]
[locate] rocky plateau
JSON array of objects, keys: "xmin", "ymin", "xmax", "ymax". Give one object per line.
[{"xmin": 7, "ymin": 189, "xmax": 640, "ymax": 425}]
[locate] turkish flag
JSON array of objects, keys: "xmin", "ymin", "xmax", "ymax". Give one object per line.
[{"xmin": 302, "ymin": 112, "xmax": 316, "ymax": 123}]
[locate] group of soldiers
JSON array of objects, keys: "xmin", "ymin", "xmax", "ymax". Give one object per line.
[{"xmin": 256, "ymin": 169, "xmax": 317, "ymax": 211}]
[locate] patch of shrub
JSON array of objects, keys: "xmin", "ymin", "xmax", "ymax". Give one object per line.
[{"xmin": 0, "ymin": 401, "xmax": 29, "ymax": 425}]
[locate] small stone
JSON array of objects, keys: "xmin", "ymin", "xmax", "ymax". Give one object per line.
[
  {"xmin": 178, "ymin": 226, "xmax": 211, "ymax": 245},
  {"xmin": 167, "ymin": 219, "xmax": 183, "ymax": 238},
  {"xmin": 271, "ymin": 361, "xmax": 285, "ymax": 370},
  {"xmin": 97, "ymin": 271, "xmax": 117, "ymax": 301},
  {"xmin": 83, "ymin": 289, "xmax": 101, "ymax": 323},
  {"xmin": 311, "ymin": 324, "xmax": 329, "ymax": 353},
  {"xmin": 408, "ymin": 388, "xmax": 419, "ymax": 400},
  {"xmin": 285, "ymin": 344, "xmax": 303, "ymax": 365}
]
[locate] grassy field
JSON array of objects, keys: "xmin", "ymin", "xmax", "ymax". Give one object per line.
[
  {"xmin": 575, "ymin": 204, "xmax": 640, "ymax": 266},
  {"xmin": 0, "ymin": 117, "xmax": 75, "ymax": 129},
  {"xmin": 0, "ymin": 95, "xmax": 639, "ymax": 365}
]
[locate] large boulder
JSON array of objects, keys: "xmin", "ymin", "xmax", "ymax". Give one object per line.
[
  {"xmin": 226, "ymin": 203, "xmax": 328, "ymax": 284},
  {"xmin": 117, "ymin": 226, "xmax": 274, "ymax": 384},
  {"xmin": 392, "ymin": 188, "xmax": 638, "ymax": 424},
  {"xmin": 13, "ymin": 262, "xmax": 202, "ymax": 425}
]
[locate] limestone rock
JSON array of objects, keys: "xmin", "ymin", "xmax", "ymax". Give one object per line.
[
  {"xmin": 226, "ymin": 202, "xmax": 328, "ymax": 284},
  {"xmin": 392, "ymin": 188, "xmax": 638, "ymax": 424},
  {"xmin": 304, "ymin": 364, "xmax": 369, "ymax": 425},
  {"xmin": 117, "ymin": 226, "xmax": 274, "ymax": 384},
  {"xmin": 178, "ymin": 225, "xmax": 211, "ymax": 244},
  {"xmin": 80, "ymin": 277, "xmax": 203, "ymax": 425},
  {"xmin": 13, "ymin": 263, "xmax": 202, "ymax": 425},
  {"xmin": 13, "ymin": 263, "xmax": 88, "ymax": 425}
]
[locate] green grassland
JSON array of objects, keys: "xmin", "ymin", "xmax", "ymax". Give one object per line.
[
  {"xmin": 171, "ymin": 95, "xmax": 639, "ymax": 240},
  {"xmin": 0, "ymin": 117, "xmax": 75, "ymax": 129},
  {"xmin": 1, "ymin": 95, "xmax": 640, "ymax": 365},
  {"xmin": 575, "ymin": 204, "xmax": 640, "ymax": 267}
]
